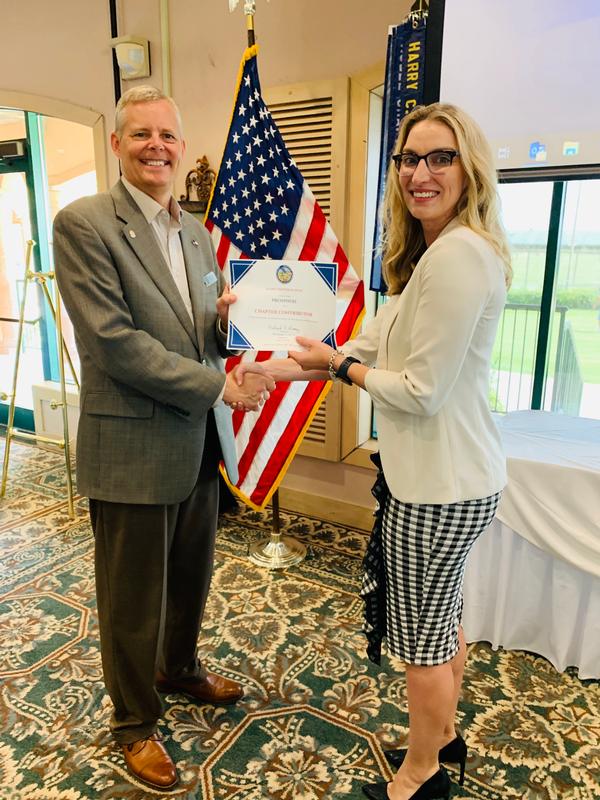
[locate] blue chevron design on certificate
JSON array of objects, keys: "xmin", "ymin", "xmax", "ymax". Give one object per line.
[
  {"xmin": 230, "ymin": 259, "xmax": 256, "ymax": 287},
  {"xmin": 228, "ymin": 322, "xmax": 254, "ymax": 349},
  {"xmin": 312, "ymin": 262, "xmax": 337, "ymax": 293},
  {"xmin": 322, "ymin": 329, "xmax": 337, "ymax": 348}
]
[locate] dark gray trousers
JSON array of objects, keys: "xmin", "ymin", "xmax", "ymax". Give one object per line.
[{"xmin": 90, "ymin": 416, "xmax": 220, "ymax": 744}]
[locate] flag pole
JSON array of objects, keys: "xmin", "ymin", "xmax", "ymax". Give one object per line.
[
  {"xmin": 245, "ymin": 0, "xmax": 255, "ymax": 46},
  {"xmin": 236, "ymin": 0, "xmax": 307, "ymax": 570}
]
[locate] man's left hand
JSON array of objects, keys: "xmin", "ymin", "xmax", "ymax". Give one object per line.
[{"xmin": 216, "ymin": 283, "xmax": 237, "ymax": 328}]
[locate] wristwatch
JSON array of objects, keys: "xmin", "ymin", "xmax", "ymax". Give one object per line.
[{"xmin": 335, "ymin": 356, "xmax": 360, "ymax": 385}]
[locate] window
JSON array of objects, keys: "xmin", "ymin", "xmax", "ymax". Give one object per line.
[
  {"xmin": 491, "ymin": 182, "xmax": 554, "ymax": 413},
  {"xmin": 494, "ymin": 178, "xmax": 600, "ymax": 420}
]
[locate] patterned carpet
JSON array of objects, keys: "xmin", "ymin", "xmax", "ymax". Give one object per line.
[{"xmin": 0, "ymin": 439, "xmax": 599, "ymax": 799}]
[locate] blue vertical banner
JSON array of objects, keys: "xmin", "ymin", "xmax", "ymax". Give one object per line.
[{"xmin": 370, "ymin": 16, "xmax": 427, "ymax": 292}]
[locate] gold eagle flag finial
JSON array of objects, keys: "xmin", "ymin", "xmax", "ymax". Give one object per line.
[{"xmin": 229, "ymin": 1, "xmax": 269, "ymax": 13}]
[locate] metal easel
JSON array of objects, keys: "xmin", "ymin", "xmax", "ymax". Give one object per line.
[{"xmin": 0, "ymin": 239, "xmax": 80, "ymax": 518}]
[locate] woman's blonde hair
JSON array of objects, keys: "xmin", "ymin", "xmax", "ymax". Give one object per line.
[{"xmin": 380, "ymin": 102, "xmax": 512, "ymax": 295}]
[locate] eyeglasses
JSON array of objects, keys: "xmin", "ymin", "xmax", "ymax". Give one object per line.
[{"xmin": 392, "ymin": 149, "xmax": 461, "ymax": 175}]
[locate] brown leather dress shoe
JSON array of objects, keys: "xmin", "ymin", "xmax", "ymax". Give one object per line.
[
  {"xmin": 156, "ymin": 669, "xmax": 244, "ymax": 704},
  {"xmin": 121, "ymin": 733, "xmax": 178, "ymax": 791}
]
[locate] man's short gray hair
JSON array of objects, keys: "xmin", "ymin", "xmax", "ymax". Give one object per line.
[{"xmin": 114, "ymin": 85, "xmax": 183, "ymax": 136}]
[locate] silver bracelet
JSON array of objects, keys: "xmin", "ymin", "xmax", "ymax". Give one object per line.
[{"xmin": 327, "ymin": 350, "xmax": 344, "ymax": 381}]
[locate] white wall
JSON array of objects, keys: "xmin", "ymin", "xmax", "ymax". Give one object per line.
[{"xmin": 1, "ymin": 0, "xmax": 408, "ymax": 192}]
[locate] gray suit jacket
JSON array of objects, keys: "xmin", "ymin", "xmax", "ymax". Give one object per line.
[{"xmin": 53, "ymin": 181, "xmax": 238, "ymax": 504}]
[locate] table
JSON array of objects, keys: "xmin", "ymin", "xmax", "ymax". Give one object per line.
[{"xmin": 463, "ymin": 411, "xmax": 600, "ymax": 679}]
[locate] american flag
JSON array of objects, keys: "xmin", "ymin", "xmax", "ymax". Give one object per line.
[{"xmin": 205, "ymin": 45, "xmax": 365, "ymax": 508}]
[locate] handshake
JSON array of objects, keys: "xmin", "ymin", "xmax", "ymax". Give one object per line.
[{"xmin": 222, "ymin": 362, "xmax": 275, "ymax": 413}]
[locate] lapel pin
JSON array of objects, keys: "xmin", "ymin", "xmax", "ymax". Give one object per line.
[
  {"xmin": 191, "ymin": 239, "xmax": 199, "ymax": 247},
  {"xmin": 129, "ymin": 230, "xmax": 136, "ymax": 239}
]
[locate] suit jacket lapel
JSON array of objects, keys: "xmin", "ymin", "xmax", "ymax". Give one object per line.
[
  {"xmin": 111, "ymin": 183, "xmax": 198, "ymax": 349},
  {"xmin": 180, "ymin": 218, "xmax": 207, "ymax": 355}
]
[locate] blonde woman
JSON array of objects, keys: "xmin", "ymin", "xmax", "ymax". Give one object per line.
[{"xmin": 228, "ymin": 103, "xmax": 511, "ymax": 800}]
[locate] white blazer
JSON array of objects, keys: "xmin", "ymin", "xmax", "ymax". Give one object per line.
[{"xmin": 344, "ymin": 219, "xmax": 507, "ymax": 504}]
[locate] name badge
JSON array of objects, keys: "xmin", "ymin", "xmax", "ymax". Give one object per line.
[{"xmin": 203, "ymin": 272, "xmax": 218, "ymax": 287}]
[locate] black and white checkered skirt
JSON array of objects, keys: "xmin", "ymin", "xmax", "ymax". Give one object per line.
[{"xmin": 382, "ymin": 492, "xmax": 500, "ymax": 666}]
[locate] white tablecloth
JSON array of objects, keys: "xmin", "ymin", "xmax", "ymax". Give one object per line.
[
  {"xmin": 463, "ymin": 411, "xmax": 600, "ymax": 678},
  {"xmin": 464, "ymin": 518, "xmax": 600, "ymax": 678},
  {"xmin": 494, "ymin": 411, "xmax": 600, "ymax": 578}
]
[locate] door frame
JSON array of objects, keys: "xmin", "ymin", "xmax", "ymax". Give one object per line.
[{"xmin": 0, "ymin": 95, "xmax": 106, "ymax": 431}]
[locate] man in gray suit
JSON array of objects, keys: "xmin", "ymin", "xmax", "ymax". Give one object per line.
[{"xmin": 53, "ymin": 86, "xmax": 273, "ymax": 791}]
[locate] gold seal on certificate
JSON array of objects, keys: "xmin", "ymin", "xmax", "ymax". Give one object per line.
[{"xmin": 227, "ymin": 259, "xmax": 338, "ymax": 351}]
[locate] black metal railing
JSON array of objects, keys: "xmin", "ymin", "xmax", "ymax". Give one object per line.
[
  {"xmin": 551, "ymin": 319, "xmax": 583, "ymax": 414},
  {"xmin": 490, "ymin": 302, "xmax": 583, "ymax": 414}
]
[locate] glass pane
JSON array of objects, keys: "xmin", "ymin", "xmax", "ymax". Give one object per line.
[
  {"xmin": 42, "ymin": 116, "xmax": 97, "ymax": 381},
  {"xmin": 491, "ymin": 181, "xmax": 554, "ymax": 413},
  {"xmin": 0, "ymin": 108, "xmax": 26, "ymax": 141},
  {"xmin": 542, "ymin": 180, "xmax": 600, "ymax": 419},
  {"xmin": 0, "ymin": 172, "xmax": 44, "ymax": 410},
  {"xmin": 43, "ymin": 116, "xmax": 97, "ymax": 223}
]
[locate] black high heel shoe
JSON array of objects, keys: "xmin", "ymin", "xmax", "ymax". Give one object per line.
[
  {"xmin": 384, "ymin": 734, "xmax": 467, "ymax": 785},
  {"xmin": 362, "ymin": 766, "xmax": 450, "ymax": 800}
]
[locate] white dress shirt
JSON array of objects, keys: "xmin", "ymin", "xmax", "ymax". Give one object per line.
[{"xmin": 121, "ymin": 177, "xmax": 193, "ymax": 321}]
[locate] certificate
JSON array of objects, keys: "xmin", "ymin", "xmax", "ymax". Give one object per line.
[{"xmin": 227, "ymin": 259, "xmax": 338, "ymax": 351}]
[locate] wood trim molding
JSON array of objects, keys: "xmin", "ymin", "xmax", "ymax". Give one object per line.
[
  {"xmin": 275, "ymin": 486, "xmax": 375, "ymax": 532},
  {"xmin": 345, "ymin": 60, "xmax": 385, "ymax": 272},
  {"xmin": 342, "ymin": 439, "xmax": 379, "ymax": 470},
  {"xmin": 340, "ymin": 61, "xmax": 386, "ymax": 459},
  {"xmin": 0, "ymin": 90, "xmax": 108, "ymax": 191}
]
